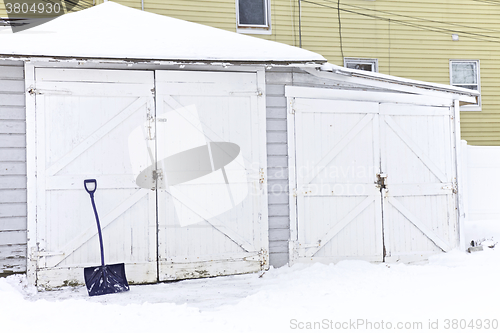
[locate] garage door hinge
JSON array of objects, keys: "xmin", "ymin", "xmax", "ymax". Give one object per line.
[{"xmin": 151, "ymin": 87, "xmax": 155, "ymax": 97}]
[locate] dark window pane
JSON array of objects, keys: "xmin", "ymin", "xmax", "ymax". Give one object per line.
[
  {"xmin": 452, "ymin": 62, "xmax": 477, "ymax": 85},
  {"xmin": 239, "ymin": 0, "xmax": 267, "ymax": 26},
  {"xmin": 346, "ymin": 63, "xmax": 373, "ymax": 72}
]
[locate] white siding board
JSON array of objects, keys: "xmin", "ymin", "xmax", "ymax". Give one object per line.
[
  {"xmin": 0, "ymin": 121, "xmax": 26, "ymax": 134},
  {"xmin": 0, "ymin": 217, "xmax": 27, "ymax": 230},
  {"xmin": 0, "ymin": 66, "xmax": 24, "ymax": 79},
  {"xmin": 268, "ymin": 166, "xmax": 288, "ymax": 180},
  {"xmin": 0, "ymin": 176, "xmax": 27, "ymax": 189},
  {"xmin": 268, "ymin": 156, "xmax": 288, "ymax": 167},
  {"xmin": 0, "ymin": 162, "xmax": 26, "ymax": 175},
  {"xmin": 269, "ymin": 228, "xmax": 289, "ymax": 241},
  {"xmin": 269, "ymin": 253, "xmax": 288, "ymax": 268},
  {"xmin": 267, "ymin": 144, "xmax": 287, "ymax": 156},
  {"xmin": 268, "ymin": 216, "xmax": 289, "ymax": 229},
  {"xmin": 269, "ymin": 240, "xmax": 288, "ymax": 252},
  {"xmin": 268, "ymin": 192, "xmax": 289, "ymax": 205},
  {"xmin": 0, "ymin": 148, "xmax": 26, "ymax": 162},
  {"xmin": 266, "ymin": 119, "xmax": 287, "ymax": 131},
  {"xmin": 266, "ymin": 96, "xmax": 287, "ymax": 108},
  {"xmin": 0, "ymin": 189, "xmax": 26, "ymax": 202},
  {"xmin": 0, "ymin": 135, "xmax": 26, "ymax": 148},
  {"xmin": 0, "ymin": 244, "xmax": 26, "ymax": 260},
  {"xmin": 0, "ymin": 230, "xmax": 26, "ymax": 245},
  {"xmin": 0, "ymin": 94, "xmax": 25, "ymax": 107},
  {"xmin": 0, "ymin": 61, "xmax": 26, "ymax": 275},
  {"xmin": 0, "ymin": 106, "xmax": 25, "ymax": 120},
  {"xmin": 267, "ymin": 132, "xmax": 287, "ymax": 144},
  {"xmin": 266, "ymin": 85, "xmax": 285, "ymax": 95},
  {"xmin": 268, "ymin": 204, "xmax": 289, "ymax": 217},
  {"xmin": 0, "ymin": 80, "xmax": 25, "ymax": 93},
  {"xmin": 0, "ymin": 203, "xmax": 26, "ymax": 217},
  {"xmin": 267, "ymin": 107, "xmax": 287, "ymax": 119}
]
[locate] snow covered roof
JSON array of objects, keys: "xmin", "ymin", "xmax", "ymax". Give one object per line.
[{"xmin": 0, "ymin": 2, "xmax": 325, "ymax": 63}]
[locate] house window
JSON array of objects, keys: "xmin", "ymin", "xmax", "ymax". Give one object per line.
[
  {"xmin": 344, "ymin": 58, "xmax": 378, "ymax": 72},
  {"xmin": 450, "ymin": 60, "xmax": 481, "ymax": 110},
  {"xmin": 236, "ymin": 0, "xmax": 271, "ymax": 34}
]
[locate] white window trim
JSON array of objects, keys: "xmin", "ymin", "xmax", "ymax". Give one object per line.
[
  {"xmin": 450, "ymin": 59, "xmax": 481, "ymax": 111},
  {"xmin": 236, "ymin": 0, "xmax": 272, "ymax": 35},
  {"xmin": 344, "ymin": 58, "xmax": 378, "ymax": 72}
]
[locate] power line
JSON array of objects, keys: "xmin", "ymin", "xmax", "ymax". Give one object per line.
[
  {"xmin": 471, "ymin": 0, "xmax": 500, "ymax": 5},
  {"xmin": 337, "ymin": 0, "xmax": 344, "ymax": 59},
  {"xmin": 329, "ymin": 0, "xmax": 500, "ymax": 35},
  {"xmin": 301, "ymin": 0, "xmax": 500, "ymax": 44}
]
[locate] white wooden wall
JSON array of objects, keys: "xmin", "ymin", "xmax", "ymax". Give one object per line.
[
  {"xmin": 463, "ymin": 142, "xmax": 500, "ymax": 221},
  {"xmin": 0, "ymin": 60, "xmax": 27, "ymax": 275}
]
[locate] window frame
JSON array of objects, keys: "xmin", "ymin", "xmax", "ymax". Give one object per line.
[
  {"xmin": 449, "ymin": 59, "xmax": 481, "ymax": 111},
  {"xmin": 236, "ymin": 0, "xmax": 272, "ymax": 35},
  {"xmin": 344, "ymin": 58, "xmax": 379, "ymax": 72}
]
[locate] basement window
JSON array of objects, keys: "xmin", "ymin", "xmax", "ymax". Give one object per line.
[
  {"xmin": 450, "ymin": 60, "xmax": 481, "ymax": 111},
  {"xmin": 344, "ymin": 58, "xmax": 378, "ymax": 72},
  {"xmin": 236, "ymin": 0, "xmax": 271, "ymax": 35}
]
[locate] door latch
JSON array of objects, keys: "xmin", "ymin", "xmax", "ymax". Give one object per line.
[{"xmin": 375, "ymin": 173, "xmax": 387, "ymax": 189}]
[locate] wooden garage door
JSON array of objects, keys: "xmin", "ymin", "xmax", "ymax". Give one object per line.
[
  {"xmin": 30, "ymin": 68, "xmax": 269, "ymax": 288},
  {"xmin": 381, "ymin": 103, "xmax": 458, "ymax": 262},
  {"xmin": 289, "ymin": 99, "xmax": 383, "ymax": 263},
  {"xmin": 154, "ymin": 71, "xmax": 268, "ymax": 280},
  {"xmin": 33, "ymin": 68, "xmax": 157, "ymax": 288},
  {"xmin": 289, "ymin": 96, "xmax": 459, "ymax": 264}
]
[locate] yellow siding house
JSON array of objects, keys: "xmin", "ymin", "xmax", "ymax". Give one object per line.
[{"xmin": 2, "ymin": 0, "xmax": 500, "ymax": 144}]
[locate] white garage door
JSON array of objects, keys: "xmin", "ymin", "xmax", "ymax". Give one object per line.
[
  {"xmin": 154, "ymin": 71, "xmax": 268, "ymax": 280},
  {"xmin": 33, "ymin": 68, "xmax": 157, "ymax": 288},
  {"xmin": 288, "ymin": 90, "xmax": 459, "ymax": 264},
  {"xmin": 29, "ymin": 68, "xmax": 268, "ymax": 288}
]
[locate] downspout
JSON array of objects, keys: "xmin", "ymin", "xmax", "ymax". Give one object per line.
[
  {"xmin": 454, "ymin": 99, "xmax": 466, "ymax": 252},
  {"xmin": 298, "ymin": 0, "xmax": 302, "ymax": 48},
  {"xmin": 142, "ymin": 0, "xmax": 144, "ymax": 11}
]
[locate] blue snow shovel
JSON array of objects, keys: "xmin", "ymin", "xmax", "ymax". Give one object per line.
[{"xmin": 83, "ymin": 179, "xmax": 129, "ymax": 297}]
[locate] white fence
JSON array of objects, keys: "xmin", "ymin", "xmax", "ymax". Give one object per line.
[{"xmin": 462, "ymin": 141, "xmax": 500, "ymax": 221}]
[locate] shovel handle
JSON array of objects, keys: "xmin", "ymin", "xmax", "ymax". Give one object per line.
[{"xmin": 84, "ymin": 179, "xmax": 97, "ymax": 194}]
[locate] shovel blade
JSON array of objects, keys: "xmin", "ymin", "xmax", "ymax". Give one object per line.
[{"xmin": 84, "ymin": 263, "xmax": 130, "ymax": 297}]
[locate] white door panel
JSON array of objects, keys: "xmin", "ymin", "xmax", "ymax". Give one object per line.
[
  {"xmin": 290, "ymin": 99, "xmax": 383, "ymax": 264},
  {"xmin": 289, "ymin": 97, "xmax": 458, "ymax": 264},
  {"xmin": 155, "ymin": 71, "xmax": 268, "ymax": 280},
  {"xmin": 34, "ymin": 69, "xmax": 157, "ymax": 288}
]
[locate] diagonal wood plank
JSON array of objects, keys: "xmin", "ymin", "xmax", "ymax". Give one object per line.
[
  {"xmin": 50, "ymin": 189, "xmax": 149, "ymax": 267},
  {"xmin": 162, "ymin": 95, "xmax": 249, "ymax": 170},
  {"xmin": 46, "ymin": 96, "xmax": 150, "ymax": 176},
  {"xmin": 388, "ymin": 196, "xmax": 451, "ymax": 252},
  {"xmin": 167, "ymin": 186, "xmax": 255, "ymax": 252},
  {"xmin": 305, "ymin": 196, "xmax": 375, "ymax": 257},
  {"xmin": 385, "ymin": 115, "xmax": 447, "ymax": 183},
  {"xmin": 302, "ymin": 114, "xmax": 374, "ymax": 185}
]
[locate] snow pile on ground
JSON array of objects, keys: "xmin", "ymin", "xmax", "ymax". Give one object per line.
[{"xmin": 1, "ymin": 220, "xmax": 499, "ymax": 333}]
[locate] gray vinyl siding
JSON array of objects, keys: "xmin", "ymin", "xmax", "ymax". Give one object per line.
[
  {"xmin": 266, "ymin": 69, "xmax": 293, "ymax": 268},
  {"xmin": 0, "ymin": 60, "xmax": 27, "ymax": 276}
]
